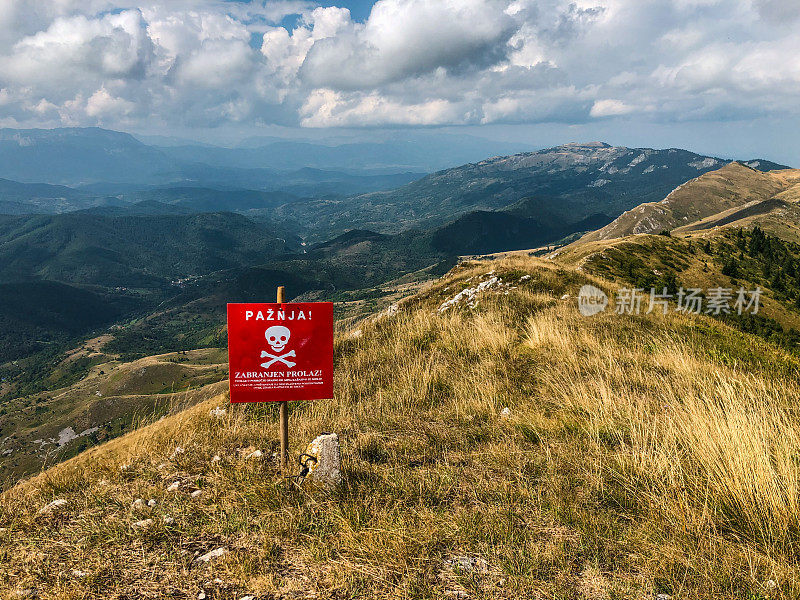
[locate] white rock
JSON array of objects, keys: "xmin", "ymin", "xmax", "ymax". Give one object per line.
[
  {"xmin": 196, "ymin": 548, "xmax": 228, "ymax": 563},
  {"xmin": 561, "ymin": 294, "xmax": 570, "ymax": 300},
  {"xmin": 245, "ymin": 450, "xmax": 263, "ymax": 460},
  {"xmin": 444, "ymin": 556, "xmax": 489, "ymax": 574},
  {"xmin": 167, "ymin": 481, "xmax": 181, "ymax": 492},
  {"xmin": 163, "ymin": 515, "xmax": 175, "ymax": 525},
  {"xmin": 38, "ymin": 499, "xmax": 67, "ymax": 515},
  {"xmin": 765, "ymin": 580, "xmax": 778, "ymax": 590},
  {"xmin": 520, "ymin": 275, "xmax": 531, "ymax": 281},
  {"xmin": 169, "ymin": 446, "xmax": 184, "ymax": 460},
  {"xmin": 500, "ymin": 407, "xmax": 511, "ymax": 418},
  {"xmin": 209, "ymin": 407, "xmax": 227, "ymax": 419},
  {"xmin": 438, "ymin": 276, "xmax": 506, "ymax": 312},
  {"xmin": 302, "ymin": 433, "xmax": 342, "ymax": 490},
  {"xmin": 191, "ymin": 489, "xmax": 203, "ymax": 498},
  {"xmin": 120, "ymin": 463, "xmax": 132, "ymax": 472},
  {"xmin": 71, "ymin": 570, "xmax": 88, "ymax": 578},
  {"xmin": 211, "ymin": 455, "xmax": 222, "ymax": 463},
  {"xmin": 198, "ymin": 592, "xmax": 206, "ymax": 600},
  {"xmin": 131, "ymin": 519, "xmax": 154, "ymax": 529},
  {"xmin": 240, "ymin": 596, "xmax": 255, "ymax": 600},
  {"xmin": 131, "ymin": 499, "xmax": 146, "ymax": 511},
  {"xmin": 147, "ymin": 499, "xmax": 157, "ymax": 507}
]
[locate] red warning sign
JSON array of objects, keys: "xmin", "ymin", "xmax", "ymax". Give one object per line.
[{"xmin": 227, "ymin": 302, "xmax": 334, "ymax": 403}]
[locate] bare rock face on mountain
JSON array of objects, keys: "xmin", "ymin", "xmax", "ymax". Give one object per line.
[
  {"xmin": 475, "ymin": 141, "xmax": 631, "ymax": 172},
  {"xmin": 579, "ymin": 162, "xmax": 800, "ymax": 242}
]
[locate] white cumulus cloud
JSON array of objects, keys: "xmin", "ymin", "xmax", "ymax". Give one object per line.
[
  {"xmin": 590, "ymin": 99, "xmax": 634, "ymax": 118},
  {"xmin": 0, "ymin": 0, "xmax": 796, "ymax": 131}
]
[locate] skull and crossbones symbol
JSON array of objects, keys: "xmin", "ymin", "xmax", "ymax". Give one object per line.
[{"xmin": 260, "ymin": 325, "xmax": 296, "ymax": 368}]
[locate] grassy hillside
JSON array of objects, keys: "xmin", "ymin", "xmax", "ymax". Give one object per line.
[
  {"xmin": 555, "ymin": 162, "xmax": 800, "ymax": 352},
  {"xmin": 0, "ymin": 347, "xmax": 228, "ymax": 486},
  {"xmin": 2, "ymin": 256, "xmax": 799, "ymax": 598},
  {"xmin": 555, "ymin": 229, "xmax": 800, "ymax": 349},
  {"xmin": 581, "ymin": 163, "xmax": 800, "ymax": 242}
]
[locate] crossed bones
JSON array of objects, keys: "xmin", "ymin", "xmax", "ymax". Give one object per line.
[{"xmin": 260, "ymin": 349, "xmax": 296, "ymax": 368}]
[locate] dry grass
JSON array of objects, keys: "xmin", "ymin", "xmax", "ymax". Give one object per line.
[
  {"xmin": 527, "ymin": 305, "xmax": 800, "ymax": 553},
  {"xmin": 2, "ymin": 256, "xmax": 800, "ymax": 598}
]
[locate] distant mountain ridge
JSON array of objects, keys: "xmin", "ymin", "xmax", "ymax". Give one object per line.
[
  {"xmin": 0, "ymin": 127, "xmax": 176, "ymax": 186},
  {"xmin": 0, "ymin": 135, "xmax": 789, "ymax": 250},
  {"xmin": 154, "ymin": 134, "xmax": 535, "ymax": 173},
  {"xmin": 0, "ymin": 127, "xmax": 533, "ymax": 191},
  {"xmin": 272, "ymin": 142, "xmax": 788, "ymax": 243},
  {"xmin": 0, "ymin": 178, "xmax": 92, "ymax": 214}
]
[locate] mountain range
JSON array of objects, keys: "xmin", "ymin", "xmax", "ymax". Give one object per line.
[
  {"xmin": 259, "ymin": 142, "xmax": 784, "ymax": 243},
  {"xmin": 0, "ymin": 127, "xmax": 531, "ymax": 192}
]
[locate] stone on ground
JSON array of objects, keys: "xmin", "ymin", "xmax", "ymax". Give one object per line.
[
  {"xmin": 302, "ymin": 433, "xmax": 342, "ymax": 490},
  {"xmin": 196, "ymin": 548, "xmax": 228, "ymax": 564},
  {"xmin": 131, "ymin": 519, "xmax": 154, "ymax": 529},
  {"xmin": 38, "ymin": 499, "xmax": 67, "ymax": 515}
]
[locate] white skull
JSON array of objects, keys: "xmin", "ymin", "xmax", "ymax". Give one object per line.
[{"xmin": 265, "ymin": 325, "xmax": 291, "ymax": 353}]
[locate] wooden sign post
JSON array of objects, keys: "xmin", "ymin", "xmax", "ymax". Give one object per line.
[
  {"xmin": 227, "ymin": 290, "xmax": 334, "ymax": 477},
  {"xmin": 277, "ymin": 286, "xmax": 289, "ymax": 473}
]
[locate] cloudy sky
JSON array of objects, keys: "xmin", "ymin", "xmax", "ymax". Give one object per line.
[{"xmin": 0, "ymin": 0, "xmax": 797, "ymax": 162}]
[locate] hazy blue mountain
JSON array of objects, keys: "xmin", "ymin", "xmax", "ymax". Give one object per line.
[
  {"xmin": 112, "ymin": 188, "xmax": 298, "ymax": 213},
  {"xmin": 0, "ymin": 178, "xmax": 111, "ymax": 215},
  {"xmin": 156, "ymin": 132, "xmax": 536, "ymax": 173},
  {"xmin": 167, "ymin": 164, "xmax": 424, "ymax": 197},
  {"xmin": 0, "ymin": 127, "xmax": 530, "ymax": 193},
  {"xmin": 0, "ymin": 179, "xmax": 83, "ymax": 202},
  {"xmin": 1, "ymin": 133, "xmax": 790, "ymax": 252},
  {"xmin": 0, "ymin": 128, "xmax": 429, "ymax": 193},
  {"xmin": 0, "ymin": 128, "xmax": 179, "ymax": 186}
]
